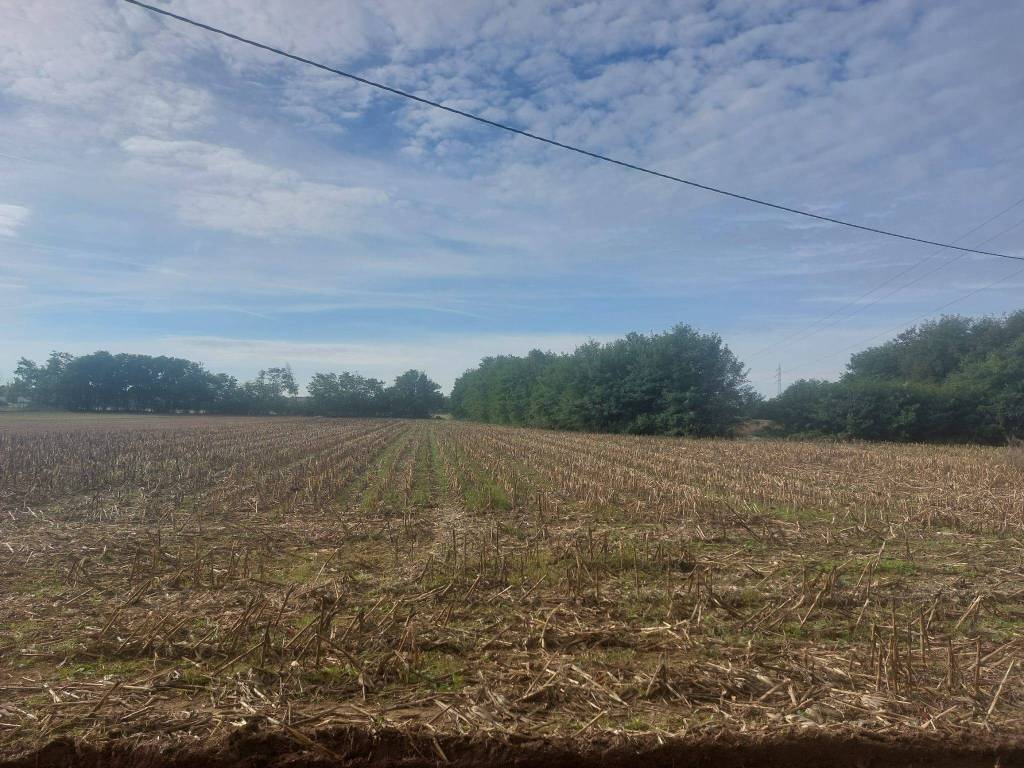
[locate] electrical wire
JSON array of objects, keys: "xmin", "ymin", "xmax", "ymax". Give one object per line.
[
  {"xmin": 759, "ymin": 259, "xmax": 1024, "ymax": 386},
  {"xmin": 122, "ymin": 0, "xmax": 1024, "ymax": 262},
  {"xmin": 747, "ymin": 196, "xmax": 1024, "ymax": 360}
]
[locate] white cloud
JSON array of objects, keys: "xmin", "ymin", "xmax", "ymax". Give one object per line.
[
  {"xmin": 0, "ymin": 204, "xmax": 30, "ymax": 237},
  {"xmin": 120, "ymin": 137, "xmax": 388, "ymax": 236},
  {"xmin": 0, "ymin": 2, "xmax": 214, "ymax": 142}
]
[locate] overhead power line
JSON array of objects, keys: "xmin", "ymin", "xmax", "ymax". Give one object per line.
[
  {"xmin": 771, "ymin": 262, "xmax": 1024, "ymax": 385},
  {"xmin": 843, "ymin": 264, "xmax": 1024, "ymax": 355},
  {"xmin": 747, "ymin": 197, "xmax": 1024, "ymax": 360},
  {"xmin": 123, "ymin": 0, "xmax": 1024, "ymax": 263},
  {"xmin": 826, "ymin": 214, "xmax": 1024, "ymax": 320},
  {"xmin": 757, "ymin": 239, "xmax": 1024, "ymax": 388}
]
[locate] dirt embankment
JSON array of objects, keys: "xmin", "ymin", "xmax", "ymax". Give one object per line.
[{"xmin": 2, "ymin": 729, "xmax": 1022, "ymax": 768}]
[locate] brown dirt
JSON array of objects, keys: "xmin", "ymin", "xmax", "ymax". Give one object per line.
[
  {"xmin": 3, "ymin": 416, "xmax": 1023, "ymax": 761},
  {"xmin": 2, "ymin": 729, "xmax": 1022, "ymax": 768}
]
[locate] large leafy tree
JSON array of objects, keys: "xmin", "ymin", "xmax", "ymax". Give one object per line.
[
  {"xmin": 12, "ymin": 352, "xmax": 74, "ymax": 406},
  {"xmin": 308, "ymin": 372, "xmax": 386, "ymax": 416},
  {"xmin": 8, "ymin": 351, "xmax": 447, "ymax": 419},
  {"xmin": 450, "ymin": 325, "xmax": 756, "ymax": 437},
  {"xmin": 11, "ymin": 351, "xmax": 244, "ymax": 413},
  {"xmin": 385, "ymin": 369, "xmax": 445, "ymax": 418},
  {"xmin": 241, "ymin": 365, "xmax": 298, "ymax": 413},
  {"xmin": 766, "ymin": 311, "xmax": 1024, "ymax": 443}
]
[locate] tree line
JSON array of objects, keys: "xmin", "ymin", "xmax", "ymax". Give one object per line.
[
  {"xmin": 449, "ymin": 324, "xmax": 758, "ymax": 436},
  {"xmin": 7, "ymin": 351, "xmax": 443, "ymax": 418},
  {"xmin": 764, "ymin": 311, "xmax": 1024, "ymax": 443},
  {"xmin": 5, "ymin": 311, "xmax": 1021, "ymax": 443}
]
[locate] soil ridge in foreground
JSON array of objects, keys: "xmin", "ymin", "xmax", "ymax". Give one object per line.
[{"xmin": 2, "ymin": 729, "xmax": 1023, "ymax": 768}]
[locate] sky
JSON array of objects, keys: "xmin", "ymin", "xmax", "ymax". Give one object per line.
[{"xmin": 2, "ymin": 0, "xmax": 1023, "ymax": 396}]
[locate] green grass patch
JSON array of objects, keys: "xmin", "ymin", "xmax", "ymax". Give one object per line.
[
  {"xmin": 979, "ymin": 616, "xmax": 1024, "ymax": 642},
  {"xmin": 8, "ymin": 579, "xmax": 62, "ymax": 597},
  {"xmin": 175, "ymin": 668, "xmax": 212, "ymax": 687},
  {"xmin": 55, "ymin": 658, "xmax": 149, "ymax": 680},
  {"xmin": 410, "ymin": 431, "xmax": 434, "ymax": 507},
  {"xmin": 770, "ymin": 505, "xmax": 824, "ymax": 523},
  {"xmin": 412, "ymin": 651, "xmax": 465, "ymax": 691},
  {"xmin": 876, "ymin": 557, "xmax": 916, "ymax": 576},
  {"xmin": 358, "ymin": 431, "xmax": 419, "ymax": 514},
  {"xmin": 300, "ymin": 664, "xmax": 359, "ymax": 688}
]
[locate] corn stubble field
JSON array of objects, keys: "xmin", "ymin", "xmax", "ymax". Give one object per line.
[{"xmin": 0, "ymin": 413, "xmax": 1022, "ymax": 765}]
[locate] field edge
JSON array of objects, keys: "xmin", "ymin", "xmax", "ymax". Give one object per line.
[{"xmin": 2, "ymin": 728, "xmax": 1023, "ymax": 768}]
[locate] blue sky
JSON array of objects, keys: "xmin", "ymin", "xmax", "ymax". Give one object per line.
[{"xmin": 2, "ymin": 0, "xmax": 1023, "ymax": 395}]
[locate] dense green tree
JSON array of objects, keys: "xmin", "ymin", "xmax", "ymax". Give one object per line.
[
  {"xmin": 307, "ymin": 372, "xmax": 386, "ymax": 416},
  {"xmin": 11, "ymin": 351, "xmax": 242, "ymax": 413},
  {"xmin": 450, "ymin": 325, "xmax": 755, "ymax": 437},
  {"xmin": 946, "ymin": 335, "xmax": 1024, "ymax": 439},
  {"xmin": 760, "ymin": 379, "xmax": 841, "ymax": 435},
  {"xmin": 242, "ymin": 365, "xmax": 298, "ymax": 413},
  {"xmin": 17, "ymin": 311, "xmax": 1017, "ymax": 443},
  {"xmin": 9, "ymin": 352, "xmax": 445, "ymax": 418},
  {"xmin": 12, "ymin": 352, "xmax": 74, "ymax": 406},
  {"xmin": 767, "ymin": 311, "xmax": 1024, "ymax": 443},
  {"xmin": 385, "ymin": 369, "xmax": 445, "ymax": 418},
  {"xmin": 849, "ymin": 316, "xmax": 981, "ymax": 382}
]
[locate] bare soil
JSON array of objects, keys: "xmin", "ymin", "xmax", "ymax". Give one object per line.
[
  {"xmin": 2, "ymin": 414, "xmax": 1022, "ymax": 765},
  {"xmin": 3, "ymin": 729, "xmax": 1023, "ymax": 768}
]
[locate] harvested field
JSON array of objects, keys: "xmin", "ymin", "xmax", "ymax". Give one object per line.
[{"xmin": 1, "ymin": 413, "xmax": 1022, "ymax": 766}]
